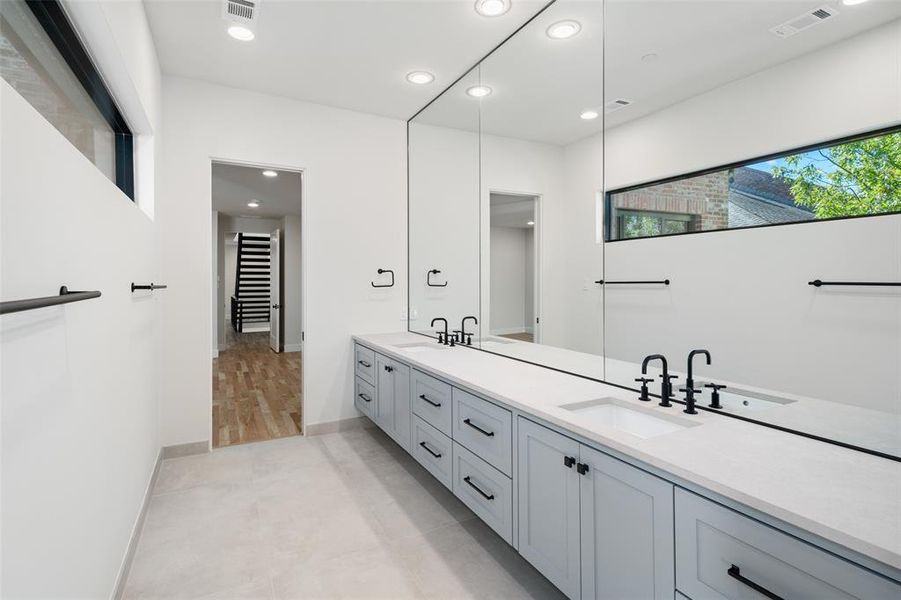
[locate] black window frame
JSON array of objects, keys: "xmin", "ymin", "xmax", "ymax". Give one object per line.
[
  {"xmin": 604, "ymin": 124, "xmax": 901, "ymax": 243},
  {"xmin": 22, "ymin": 0, "xmax": 134, "ymax": 200}
]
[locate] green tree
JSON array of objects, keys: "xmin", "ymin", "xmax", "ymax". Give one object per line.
[{"xmin": 773, "ymin": 132, "xmax": 901, "ymax": 218}]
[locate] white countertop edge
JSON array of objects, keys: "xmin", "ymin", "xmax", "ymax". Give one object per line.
[{"xmin": 353, "ymin": 332, "xmax": 901, "ymax": 574}]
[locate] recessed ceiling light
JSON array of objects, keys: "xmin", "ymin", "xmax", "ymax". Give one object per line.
[
  {"xmin": 580, "ymin": 110, "xmax": 599, "ymax": 120},
  {"xmin": 406, "ymin": 71, "xmax": 435, "ymax": 85},
  {"xmin": 546, "ymin": 20, "xmax": 581, "ymax": 40},
  {"xmin": 474, "ymin": 0, "xmax": 510, "ymax": 17},
  {"xmin": 466, "ymin": 85, "xmax": 492, "ymax": 98},
  {"xmin": 527, "ymin": 221, "xmax": 535, "ymax": 226},
  {"xmin": 842, "ymin": 0, "xmax": 868, "ymax": 5},
  {"xmin": 262, "ymin": 170, "xmax": 277, "ymax": 177},
  {"xmin": 247, "ymin": 200, "xmax": 260, "ymax": 208},
  {"xmin": 227, "ymin": 25, "xmax": 255, "ymax": 41}
]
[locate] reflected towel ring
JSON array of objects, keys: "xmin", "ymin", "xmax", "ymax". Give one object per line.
[
  {"xmin": 427, "ymin": 269, "xmax": 448, "ymax": 287},
  {"xmin": 371, "ymin": 269, "xmax": 395, "ymax": 288}
]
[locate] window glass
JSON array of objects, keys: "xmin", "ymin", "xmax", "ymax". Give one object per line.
[
  {"xmin": 1, "ymin": 0, "xmax": 115, "ymax": 181},
  {"xmin": 606, "ymin": 129, "xmax": 901, "ymax": 241}
]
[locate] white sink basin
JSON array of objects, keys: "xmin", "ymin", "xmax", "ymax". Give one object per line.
[
  {"xmin": 559, "ymin": 397, "xmax": 699, "ymax": 439},
  {"xmin": 393, "ymin": 341, "xmax": 447, "ymax": 353}
]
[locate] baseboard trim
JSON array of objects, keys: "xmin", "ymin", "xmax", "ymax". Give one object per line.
[
  {"xmin": 305, "ymin": 416, "xmax": 374, "ymax": 436},
  {"xmin": 489, "ymin": 327, "xmax": 529, "ymax": 336},
  {"xmin": 284, "ymin": 343, "xmax": 303, "ymax": 353},
  {"xmin": 111, "ymin": 448, "xmax": 163, "ymax": 600},
  {"xmin": 162, "ymin": 440, "xmax": 210, "ymax": 459}
]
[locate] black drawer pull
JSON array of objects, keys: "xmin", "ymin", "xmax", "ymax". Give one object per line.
[
  {"xmin": 358, "ymin": 360, "xmax": 371, "ymax": 368},
  {"xmin": 419, "ymin": 394, "xmax": 441, "ymax": 408},
  {"xmin": 463, "ymin": 475, "xmax": 494, "ymax": 500},
  {"xmin": 357, "ymin": 393, "xmax": 372, "ymax": 403},
  {"xmin": 419, "ymin": 441, "xmax": 442, "ymax": 458},
  {"xmin": 727, "ymin": 565, "xmax": 784, "ymax": 600},
  {"xmin": 463, "ymin": 418, "xmax": 494, "ymax": 437},
  {"xmin": 384, "ymin": 365, "xmax": 394, "ymax": 373}
]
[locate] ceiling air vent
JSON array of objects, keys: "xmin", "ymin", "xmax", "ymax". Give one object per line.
[
  {"xmin": 222, "ymin": 0, "xmax": 258, "ymax": 25},
  {"xmin": 604, "ymin": 99, "xmax": 632, "ymax": 113},
  {"xmin": 770, "ymin": 5, "xmax": 838, "ymax": 38}
]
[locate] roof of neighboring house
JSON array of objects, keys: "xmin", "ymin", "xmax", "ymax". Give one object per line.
[
  {"xmin": 731, "ymin": 166, "xmax": 811, "ymax": 209},
  {"xmin": 728, "ymin": 190, "xmax": 814, "ymax": 228},
  {"xmin": 727, "ymin": 166, "xmax": 814, "ymax": 227}
]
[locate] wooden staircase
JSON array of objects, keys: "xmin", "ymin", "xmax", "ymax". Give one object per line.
[{"xmin": 231, "ymin": 233, "xmax": 271, "ymax": 332}]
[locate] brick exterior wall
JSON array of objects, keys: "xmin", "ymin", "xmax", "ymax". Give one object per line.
[{"xmin": 612, "ymin": 171, "xmax": 731, "ymax": 231}]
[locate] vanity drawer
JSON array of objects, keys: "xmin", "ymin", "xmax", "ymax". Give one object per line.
[
  {"xmin": 411, "ymin": 416, "xmax": 452, "ymax": 490},
  {"xmin": 452, "ymin": 442, "xmax": 513, "ymax": 544},
  {"xmin": 452, "ymin": 388, "xmax": 512, "ymax": 476},
  {"xmin": 675, "ymin": 489, "xmax": 900, "ymax": 599},
  {"xmin": 412, "ymin": 369, "xmax": 452, "ymax": 436},
  {"xmin": 354, "ymin": 376, "xmax": 376, "ymax": 421},
  {"xmin": 354, "ymin": 344, "xmax": 376, "ymax": 384}
]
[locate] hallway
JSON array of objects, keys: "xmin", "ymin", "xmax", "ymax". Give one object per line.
[{"xmin": 213, "ymin": 331, "xmax": 302, "ymax": 447}]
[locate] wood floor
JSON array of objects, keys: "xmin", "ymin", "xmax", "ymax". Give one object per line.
[
  {"xmin": 212, "ymin": 330, "xmax": 302, "ymax": 448},
  {"xmin": 499, "ymin": 331, "xmax": 534, "ymax": 343}
]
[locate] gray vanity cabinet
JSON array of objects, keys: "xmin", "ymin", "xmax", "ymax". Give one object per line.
[
  {"xmin": 518, "ymin": 418, "xmax": 582, "ymax": 599},
  {"xmin": 517, "ymin": 417, "xmax": 674, "ymax": 600},
  {"xmin": 579, "ymin": 443, "xmax": 674, "ymax": 600},
  {"xmin": 374, "ymin": 353, "xmax": 411, "ymax": 452}
]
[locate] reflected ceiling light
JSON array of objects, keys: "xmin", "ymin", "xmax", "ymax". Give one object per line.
[
  {"xmin": 546, "ymin": 20, "xmax": 581, "ymax": 39},
  {"xmin": 406, "ymin": 71, "xmax": 435, "ymax": 85},
  {"xmin": 580, "ymin": 110, "xmax": 599, "ymax": 120},
  {"xmin": 466, "ymin": 85, "xmax": 492, "ymax": 98},
  {"xmin": 262, "ymin": 169, "xmax": 278, "ymax": 177},
  {"xmin": 247, "ymin": 200, "xmax": 260, "ymax": 208},
  {"xmin": 474, "ymin": 0, "xmax": 510, "ymax": 17},
  {"xmin": 227, "ymin": 25, "xmax": 255, "ymax": 41},
  {"xmin": 842, "ymin": 0, "xmax": 868, "ymax": 5},
  {"xmin": 527, "ymin": 221, "xmax": 535, "ymax": 226}
]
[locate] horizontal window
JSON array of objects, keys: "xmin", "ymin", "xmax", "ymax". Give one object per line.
[
  {"xmin": 0, "ymin": 0, "xmax": 133, "ymax": 199},
  {"xmin": 605, "ymin": 127, "xmax": 901, "ymax": 241}
]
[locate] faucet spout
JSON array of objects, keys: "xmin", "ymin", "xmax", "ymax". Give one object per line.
[
  {"xmin": 430, "ymin": 317, "xmax": 449, "ymax": 345},
  {"xmin": 641, "ymin": 354, "xmax": 673, "ymax": 407}
]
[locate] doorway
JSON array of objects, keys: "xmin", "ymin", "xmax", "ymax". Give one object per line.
[
  {"xmin": 488, "ymin": 192, "xmax": 539, "ymax": 343},
  {"xmin": 211, "ymin": 161, "xmax": 303, "ymax": 447}
]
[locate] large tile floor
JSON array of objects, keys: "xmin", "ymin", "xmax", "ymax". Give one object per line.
[{"xmin": 124, "ymin": 426, "xmax": 564, "ymax": 600}]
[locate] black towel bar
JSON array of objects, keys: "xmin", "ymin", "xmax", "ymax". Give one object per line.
[
  {"xmin": 809, "ymin": 280, "xmax": 900, "ymax": 287},
  {"xmin": 0, "ymin": 286, "xmax": 101, "ymax": 315},
  {"xmin": 131, "ymin": 283, "xmax": 168, "ymax": 292},
  {"xmin": 595, "ymin": 279, "xmax": 670, "ymax": 286}
]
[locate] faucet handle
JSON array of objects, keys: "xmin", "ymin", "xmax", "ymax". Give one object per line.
[
  {"xmin": 635, "ymin": 376, "xmax": 653, "ymax": 383},
  {"xmin": 437, "ymin": 332, "xmax": 445, "ymax": 344},
  {"xmin": 704, "ymin": 383, "xmax": 727, "ymax": 391},
  {"xmin": 635, "ymin": 377, "xmax": 652, "ymax": 402},
  {"xmin": 704, "ymin": 383, "xmax": 726, "ymax": 409},
  {"xmin": 465, "ymin": 333, "xmax": 473, "ymax": 346}
]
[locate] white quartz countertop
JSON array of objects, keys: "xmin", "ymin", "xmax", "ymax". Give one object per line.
[{"xmin": 354, "ymin": 331, "xmax": 901, "ymax": 573}]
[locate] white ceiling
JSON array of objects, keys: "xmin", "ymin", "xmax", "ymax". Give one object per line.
[
  {"xmin": 415, "ymin": 0, "xmax": 901, "ymax": 145},
  {"xmin": 212, "ymin": 162, "xmax": 302, "ymax": 218},
  {"xmin": 143, "ymin": 0, "xmax": 549, "ymax": 120},
  {"xmin": 490, "ymin": 193, "xmax": 535, "ymax": 228}
]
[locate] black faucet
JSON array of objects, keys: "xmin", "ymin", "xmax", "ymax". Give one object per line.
[
  {"xmin": 680, "ymin": 349, "xmax": 710, "ymax": 415},
  {"xmin": 641, "ymin": 354, "xmax": 673, "ymax": 407},
  {"xmin": 461, "ymin": 316, "xmax": 478, "ymax": 345},
  {"xmin": 430, "ymin": 317, "xmax": 449, "ymax": 345}
]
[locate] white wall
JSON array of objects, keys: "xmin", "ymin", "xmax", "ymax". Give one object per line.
[
  {"xmin": 158, "ymin": 76, "xmax": 406, "ymax": 444},
  {"xmin": 283, "ymin": 214, "xmax": 303, "ymax": 351},
  {"xmin": 489, "ymin": 226, "xmax": 528, "ymax": 334},
  {"xmin": 603, "ymin": 20, "xmax": 901, "ymax": 408},
  {"xmin": 0, "ymin": 2, "xmax": 162, "ymax": 597}
]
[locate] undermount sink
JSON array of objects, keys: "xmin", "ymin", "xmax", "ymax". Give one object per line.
[
  {"xmin": 559, "ymin": 397, "xmax": 699, "ymax": 439},
  {"xmin": 393, "ymin": 341, "xmax": 447, "ymax": 352}
]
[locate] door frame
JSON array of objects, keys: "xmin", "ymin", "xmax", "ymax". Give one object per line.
[
  {"xmin": 209, "ymin": 156, "xmax": 307, "ymax": 439},
  {"xmin": 486, "ymin": 189, "xmax": 542, "ymax": 343}
]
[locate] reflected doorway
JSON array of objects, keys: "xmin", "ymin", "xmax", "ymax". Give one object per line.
[
  {"xmin": 488, "ymin": 192, "xmax": 539, "ymax": 344},
  {"xmin": 211, "ymin": 161, "xmax": 303, "ymax": 447}
]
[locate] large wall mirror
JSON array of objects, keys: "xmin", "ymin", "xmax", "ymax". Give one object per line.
[{"xmin": 408, "ymin": 0, "xmax": 901, "ymax": 460}]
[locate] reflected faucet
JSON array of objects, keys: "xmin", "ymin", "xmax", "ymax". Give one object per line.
[
  {"xmin": 641, "ymin": 354, "xmax": 673, "ymax": 407},
  {"xmin": 430, "ymin": 317, "xmax": 449, "ymax": 345},
  {"xmin": 681, "ymin": 349, "xmax": 711, "ymax": 415},
  {"xmin": 461, "ymin": 316, "xmax": 478, "ymax": 346}
]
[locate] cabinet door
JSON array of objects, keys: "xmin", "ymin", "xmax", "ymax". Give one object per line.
[
  {"xmin": 579, "ymin": 444, "xmax": 674, "ymax": 600},
  {"xmin": 375, "ymin": 354, "xmax": 411, "ymax": 452},
  {"xmin": 517, "ymin": 418, "xmax": 582, "ymax": 599}
]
